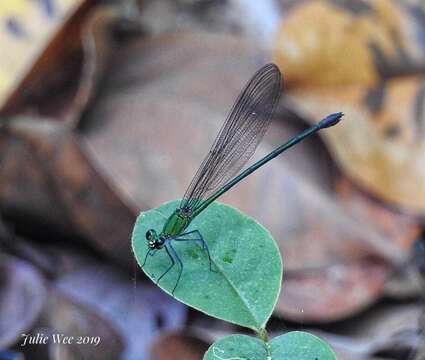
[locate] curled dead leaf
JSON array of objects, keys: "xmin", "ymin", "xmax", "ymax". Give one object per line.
[{"xmin": 1, "ymin": 4, "xmax": 119, "ymax": 126}]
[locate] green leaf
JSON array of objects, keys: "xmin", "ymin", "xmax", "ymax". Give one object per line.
[
  {"xmin": 203, "ymin": 332, "xmax": 336, "ymax": 360},
  {"xmin": 203, "ymin": 334, "xmax": 268, "ymax": 360},
  {"xmin": 270, "ymin": 331, "xmax": 337, "ymax": 360},
  {"xmin": 132, "ymin": 200, "xmax": 282, "ymax": 331}
]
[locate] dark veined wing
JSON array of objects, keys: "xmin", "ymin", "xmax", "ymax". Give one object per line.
[{"xmin": 179, "ymin": 63, "xmax": 282, "ymax": 212}]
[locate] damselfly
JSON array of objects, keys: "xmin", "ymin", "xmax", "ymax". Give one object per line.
[{"xmin": 142, "ymin": 63, "xmax": 342, "ymax": 294}]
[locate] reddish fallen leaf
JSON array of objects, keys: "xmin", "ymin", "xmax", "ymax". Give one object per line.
[
  {"xmin": 336, "ymin": 177, "xmax": 420, "ymax": 253},
  {"xmin": 150, "ymin": 331, "xmax": 209, "ymax": 360},
  {"xmin": 277, "ymin": 259, "xmax": 388, "ymax": 322}
]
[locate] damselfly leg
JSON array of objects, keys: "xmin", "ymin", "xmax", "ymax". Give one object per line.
[
  {"xmin": 142, "ymin": 248, "xmax": 157, "ymax": 267},
  {"xmin": 173, "ymin": 230, "xmax": 213, "ymax": 271},
  {"xmin": 154, "ymin": 231, "xmax": 213, "ymax": 295},
  {"xmin": 156, "ymin": 243, "xmax": 183, "ymax": 295}
]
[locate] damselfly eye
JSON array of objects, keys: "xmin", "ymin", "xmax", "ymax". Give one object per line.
[{"xmin": 146, "ymin": 230, "xmax": 153, "ymax": 240}]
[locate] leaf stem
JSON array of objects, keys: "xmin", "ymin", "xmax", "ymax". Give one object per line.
[
  {"xmin": 257, "ymin": 328, "xmax": 269, "ymax": 342},
  {"xmin": 257, "ymin": 328, "xmax": 272, "ymax": 358}
]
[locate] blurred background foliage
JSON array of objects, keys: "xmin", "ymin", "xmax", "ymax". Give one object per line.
[{"xmin": 0, "ymin": 0, "xmax": 425, "ymax": 359}]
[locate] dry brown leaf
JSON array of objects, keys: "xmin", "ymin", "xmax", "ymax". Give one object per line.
[
  {"xmin": 286, "ymin": 76, "xmax": 425, "ymax": 215},
  {"xmin": 0, "ymin": 0, "xmax": 89, "ymax": 110},
  {"xmin": 0, "ymin": 119, "xmax": 136, "ymax": 264},
  {"xmin": 1, "ymin": 4, "xmax": 119, "ymax": 125},
  {"xmin": 273, "ymin": 0, "xmax": 425, "ymax": 215},
  {"xmin": 274, "ymin": 1, "xmax": 384, "ymax": 87}
]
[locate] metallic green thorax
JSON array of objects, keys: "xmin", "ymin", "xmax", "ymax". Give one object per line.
[{"xmin": 162, "ymin": 210, "xmax": 193, "ymax": 237}]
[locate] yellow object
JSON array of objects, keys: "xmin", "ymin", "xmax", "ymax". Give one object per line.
[
  {"xmin": 273, "ymin": 0, "xmax": 404, "ymax": 88},
  {"xmin": 288, "ymin": 76, "xmax": 425, "ymax": 214},
  {"xmin": 0, "ymin": 0, "xmax": 85, "ymax": 109}
]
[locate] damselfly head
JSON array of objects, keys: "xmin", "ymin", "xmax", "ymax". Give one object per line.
[{"xmin": 146, "ymin": 229, "xmax": 158, "ymax": 248}]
